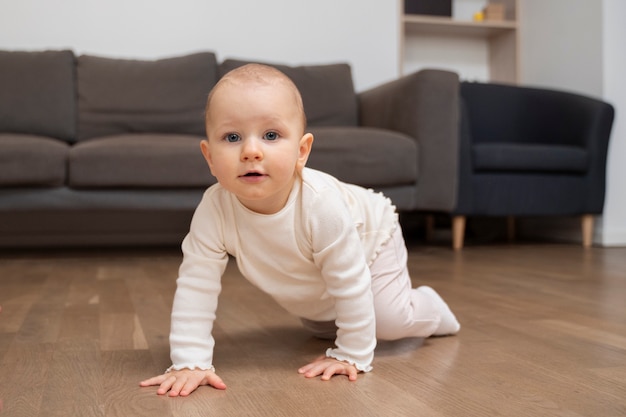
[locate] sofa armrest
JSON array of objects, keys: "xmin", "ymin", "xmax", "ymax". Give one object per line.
[{"xmin": 358, "ymin": 69, "xmax": 461, "ymax": 211}]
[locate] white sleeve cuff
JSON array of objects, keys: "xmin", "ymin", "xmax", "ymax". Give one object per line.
[
  {"xmin": 325, "ymin": 348, "xmax": 373, "ymax": 372},
  {"xmin": 166, "ymin": 364, "xmax": 216, "ymax": 373}
]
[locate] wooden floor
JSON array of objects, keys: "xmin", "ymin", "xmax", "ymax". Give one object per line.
[{"xmin": 1, "ymin": 240, "xmax": 625, "ymax": 417}]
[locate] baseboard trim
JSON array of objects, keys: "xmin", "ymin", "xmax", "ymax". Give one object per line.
[{"xmin": 598, "ymin": 228, "xmax": 626, "ymax": 247}]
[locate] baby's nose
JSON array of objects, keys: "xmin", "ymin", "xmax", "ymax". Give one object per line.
[{"xmin": 241, "ymin": 138, "xmax": 263, "ymax": 160}]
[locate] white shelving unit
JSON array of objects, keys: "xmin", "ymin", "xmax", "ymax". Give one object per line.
[{"xmin": 400, "ymin": 0, "xmax": 519, "ymax": 83}]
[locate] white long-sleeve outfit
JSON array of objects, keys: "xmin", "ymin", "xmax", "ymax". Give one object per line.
[{"xmin": 169, "ymin": 168, "xmax": 439, "ymax": 373}]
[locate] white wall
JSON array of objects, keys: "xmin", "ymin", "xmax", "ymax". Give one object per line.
[
  {"xmin": 519, "ymin": 0, "xmax": 626, "ymax": 246},
  {"xmin": 0, "ymin": 0, "xmax": 398, "ymax": 91},
  {"xmin": 519, "ymin": 1, "xmax": 603, "ymax": 97},
  {"xmin": 599, "ymin": 0, "xmax": 626, "ymax": 245}
]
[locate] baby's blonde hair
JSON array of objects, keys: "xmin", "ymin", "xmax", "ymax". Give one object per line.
[{"xmin": 205, "ymin": 63, "xmax": 307, "ymax": 131}]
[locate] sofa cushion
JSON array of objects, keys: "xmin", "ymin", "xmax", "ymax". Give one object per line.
[
  {"xmin": 307, "ymin": 127, "xmax": 417, "ymax": 188},
  {"xmin": 472, "ymin": 143, "xmax": 589, "ymax": 173},
  {"xmin": 69, "ymin": 134, "xmax": 215, "ymax": 188},
  {"xmin": 77, "ymin": 52, "xmax": 218, "ymax": 140},
  {"xmin": 219, "ymin": 59, "xmax": 358, "ymax": 127},
  {"xmin": 0, "ymin": 134, "xmax": 69, "ymax": 186},
  {"xmin": 0, "ymin": 50, "xmax": 76, "ymax": 141}
]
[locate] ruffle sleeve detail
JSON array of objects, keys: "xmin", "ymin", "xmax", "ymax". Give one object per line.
[
  {"xmin": 166, "ymin": 364, "xmax": 215, "ymax": 373},
  {"xmin": 325, "ymin": 348, "xmax": 373, "ymax": 373}
]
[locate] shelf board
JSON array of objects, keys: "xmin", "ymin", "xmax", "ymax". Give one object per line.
[{"xmin": 404, "ymin": 14, "xmax": 517, "ymax": 37}]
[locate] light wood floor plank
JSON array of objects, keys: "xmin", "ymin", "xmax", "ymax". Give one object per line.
[{"xmin": 1, "ymin": 244, "xmax": 625, "ymax": 416}]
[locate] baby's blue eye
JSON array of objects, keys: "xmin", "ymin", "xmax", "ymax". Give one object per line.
[
  {"xmin": 226, "ymin": 133, "xmax": 240, "ymax": 143},
  {"xmin": 264, "ymin": 131, "xmax": 278, "ymax": 141}
]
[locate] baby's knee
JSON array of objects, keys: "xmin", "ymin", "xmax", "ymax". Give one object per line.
[
  {"xmin": 375, "ymin": 313, "xmax": 411, "ymax": 340},
  {"xmin": 376, "ymin": 325, "xmax": 402, "ymax": 341},
  {"xmin": 375, "ymin": 308, "xmax": 441, "ymax": 340}
]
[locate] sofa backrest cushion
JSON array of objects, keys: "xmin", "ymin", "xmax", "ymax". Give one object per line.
[
  {"xmin": 77, "ymin": 52, "xmax": 218, "ymax": 140},
  {"xmin": 219, "ymin": 59, "xmax": 358, "ymax": 127},
  {"xmin": 0, "ymin": 50, "xmax": 76, "ymax": 141}
]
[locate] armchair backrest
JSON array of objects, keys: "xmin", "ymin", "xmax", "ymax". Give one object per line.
[{"xmin": 460, "ymin": 82, "xmax": 613, "ymax": 149}]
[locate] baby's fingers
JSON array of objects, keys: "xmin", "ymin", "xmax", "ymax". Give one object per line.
[
  {"xmin": 322, "ymin": 363, "xmax": 358, "ymax": 381},
  {"xmin": 168, "ymin": 375, "xmax": 193, "ymax": 397},
  {"xmin": 297, "ymin": 363, "xmax": 316, "ymax": 375},
  {"xmin": 205, "ymin": 373, "xmax": 227, "ymax": 390},
  {"xmin": 299, "ymin": 358, "xmax": 359, "ymax": 381},
  {"xmin": 139, "ymin": 374, "xmax": 169, "ymax": 387},
  {"xmin": 139, "ymin": 373, "xmax": 181, "ymax": 396},
  {"xmin": 141, "ymin": 369, "xmax": 227, "ymax": 396}
]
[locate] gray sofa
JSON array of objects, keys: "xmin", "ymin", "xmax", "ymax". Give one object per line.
[{"xmin": 0, "ymin": 50, "xmax": 459, "ymax": 247}]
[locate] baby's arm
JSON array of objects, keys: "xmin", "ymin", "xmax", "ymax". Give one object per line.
[
  {"xmin": 141, "ymin": 195, "xmax": 230, "ymax": 396},
  {"xmin": 305, "ymin": 185, "xmax": 379, "ymax": 376},
  {"xmin": 140, "ymin": 368, "xmax": 226, "ymax": 396}
]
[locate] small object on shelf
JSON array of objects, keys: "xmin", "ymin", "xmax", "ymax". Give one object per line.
[
  {"xmin": 404, "ymin": 0, "xmax": 452, "ymax": 17},
  {"xmin": 482, "ymin": 3, "xmax": 505, "ymax": 21},
  {"xmin": 473, "ymin": 11, "xmax": 484, "ymax": 22}
]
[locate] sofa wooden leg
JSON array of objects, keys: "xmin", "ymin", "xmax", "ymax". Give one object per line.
[
  {"xmin": 582, "ymin": 214, "xmax": 594, "ymax": 248},
  {"xmin": 452, "ymin": 216, "xmax": 466, "ymax": 250},
  {"xmin": 425, "ymin": 215, "xmax": 435, "ymax": 242}
]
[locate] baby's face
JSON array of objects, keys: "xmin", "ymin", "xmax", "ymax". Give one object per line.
[{"xmin": 202, "ymin": 80, "xmax": 312, "ymax": 214}]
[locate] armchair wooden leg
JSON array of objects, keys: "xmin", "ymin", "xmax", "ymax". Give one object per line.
[
  {"xmin": 506, "ymin": 216, "xmax": 516, "ymax": 243},
  {"xmin": 452, "ymin": 216, "xmax": 466, "ymax": 250},
  {"xmin": 581, "ymin": 214, "xmax": 594, "ymax": 248}
]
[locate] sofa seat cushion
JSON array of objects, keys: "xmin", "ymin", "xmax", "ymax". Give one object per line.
[
  {"xmin": 0, "ymin": 50, "xmax": 76, "ymax": 141},
  {"xmin": 0, "ymin": 134, "xmax": 69, "ymax": 186},
  {"xmin": 472, "ymin": 143, "xmax": 589, "ymax": 174},
  {"xmin": 69, "ymin": 134, "xmax": 215, "ymax": 188},
  {"xmin": 220, "ymin": 59, "xmax": 358, "ymax": 127},
  {"xmin": 77, "ymin": 52, "xmax": 218, "ymax": 140},
  {"xmin": 307, "ymin": 127, "xmax": 417, "ymax": 188}
]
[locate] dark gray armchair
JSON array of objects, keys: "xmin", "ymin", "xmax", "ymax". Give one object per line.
[{"xmin": 429, "ymin": 81, "xmax": 615, "ymax": 249}]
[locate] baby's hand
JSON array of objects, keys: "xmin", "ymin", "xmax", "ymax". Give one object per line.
[
  {"xmin": 140, "ymin": 368, "xmax": 226, "ymax": 396},
  {"xmin": 298, "ymin": 355, "xmax": 359, "ymax": 381}
]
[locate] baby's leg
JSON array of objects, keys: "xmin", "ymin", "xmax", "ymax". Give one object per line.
[{"xmin": 370, "ymin": 226, "xmax": 460, "ymax": 340}]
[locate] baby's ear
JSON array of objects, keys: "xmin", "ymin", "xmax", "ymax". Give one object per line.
[
  {"xmin": 297, "ymin": 133, "xmax": 314, "ymax": 171},
  {"xmin": 200, "ymin": 140, "xmax": 214, "ymax": 170}
]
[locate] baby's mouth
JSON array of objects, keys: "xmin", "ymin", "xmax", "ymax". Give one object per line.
[{"xmin": 240, "ymin": 171, "xmax": 266, "ymax": 180}]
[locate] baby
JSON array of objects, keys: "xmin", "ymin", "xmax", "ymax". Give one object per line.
[{"xmin": 140, "ymin": 63, "xmax": 459, "ymax": 396}]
